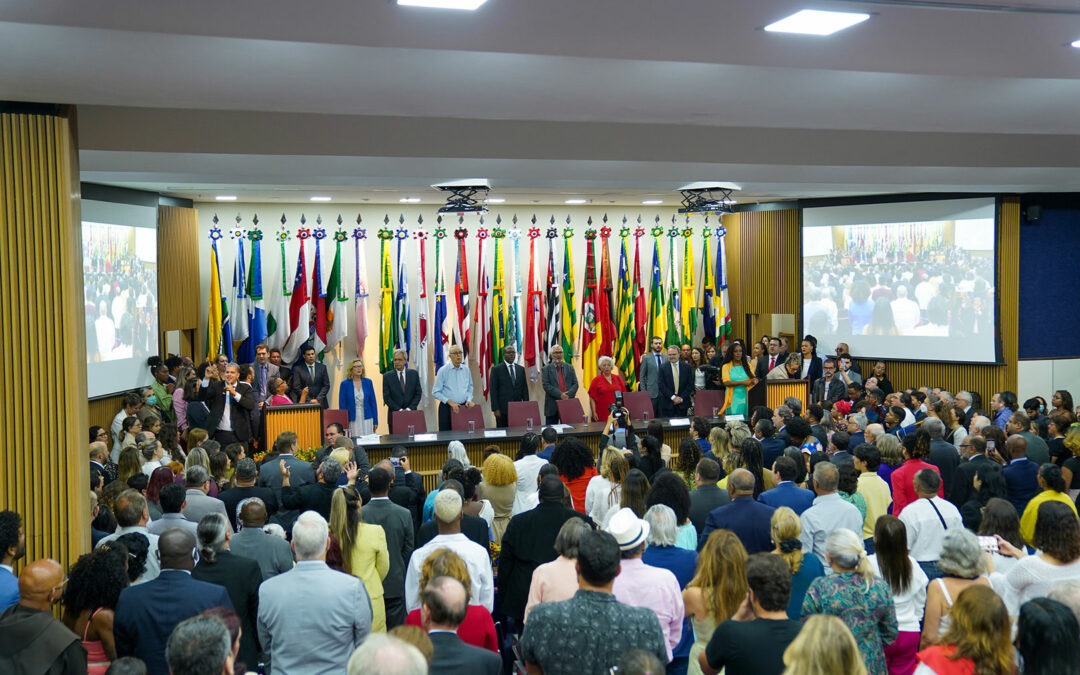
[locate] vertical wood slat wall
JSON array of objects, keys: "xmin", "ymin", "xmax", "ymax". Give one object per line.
[
  {"xmin": 721, "ymin": 199, "xmax": 1020, "ymax": 399},
  {"xmin": 1, "ymin": 110, "xmax": 89, "ymax": 567},
  {"xmin": 157, "ymin": 205, "xmax": 200, "ymax": 332}
]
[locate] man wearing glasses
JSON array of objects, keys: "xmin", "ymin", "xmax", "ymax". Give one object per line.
[{"xmin": 949, "ymin": 434, "xmax": 991, "ymax": 509}]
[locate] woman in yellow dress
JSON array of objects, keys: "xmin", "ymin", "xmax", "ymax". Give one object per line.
[{"xmin": 330, "ymin": 486, "xmax": 390, "ymax": 631}]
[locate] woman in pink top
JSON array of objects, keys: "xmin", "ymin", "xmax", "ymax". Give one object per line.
[
  {"xmin": 890, "ymin": 431, "xmax": 942, "ymax": 514},
  {"xmin": 172, "ymin": 366, "xmax": 196, "ymax": 431},
  {"xmin": 524, "ymin": 518, "xmax": 591, "ymax": 622},
  {"xmin": 62, "ymin": 547, "xmax": 130, "ymax": 674},
  {"xmin": 268, "ymin": 377, "xmax": 303, "ymax": 405}
]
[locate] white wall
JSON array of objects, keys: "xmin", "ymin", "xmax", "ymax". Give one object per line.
[
  {"xmin": 195, "ymin": 203, "xmax": 721, "ymax": 430},
  {"xmin": 1017, "ymin": 358, "xmax": 1080, "ymax": 407}
]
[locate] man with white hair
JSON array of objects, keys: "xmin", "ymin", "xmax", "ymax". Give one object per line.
[
  {"xmin": 847, "ymin": 413, "xmax": 868, "ymax": 447},
  {"xmin": 404, "ymin": 489, "xmax": 493, "ymax": 613},
  {"xmin": 968, "ymin": 414, "xmax": 991, "ymax": 436},
  {"xmin": 890, "ymin": 285, "xmax": 921, "ymax": 334},
  {"xmin": 347, "ymin": 634, "xmax": 428, "ymax": 675},
  {"xmin": 799, "ymin": 462, "xmax": 864, "ymax": 568},
  {"xmin": 864, "ymin": 423, "xmax": 884, "ymax": 446},
  {"xmin": 955, "ymin": 390, "xmax": 974, "ymax": 422},
  {"xmin": 257, "ymin": 511, "xmax": 372, "ymax": 675}
]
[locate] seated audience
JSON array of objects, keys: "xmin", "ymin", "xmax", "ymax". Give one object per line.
[
  {"xmin": 520, "ymin": 530, "xmax": 667, "ymax": 675},
  {"xmin": 914, "ymin": 585, "xmax": 1012, "ymax": 675}
]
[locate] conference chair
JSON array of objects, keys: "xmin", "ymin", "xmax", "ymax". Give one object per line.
[
  {"xmin": 325, "ymin": 408, "xmax": 349, "ymax": 434},
  {"xmin": 693, "ymin": 390, "xmax": 726, "ymax": 418},
  {"xmin": 555, "ymin": 398, "xmax": 587, "ymax": 425},
  {"xmin": 507, "ymin": 401, "xmax": 543, "ymax": 429},
  {"xmin": 622, "ymin": 391, "xmax": 656, "ymax": 421},
  {"xmin": 450, "ymin": 405, "xmax": 487, "ymax": 432},
  {"xmin": 391, "ymin": 410, "xmax": 428, "ymax": 435}
]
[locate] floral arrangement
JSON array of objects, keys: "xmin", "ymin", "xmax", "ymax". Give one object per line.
[{"xmin": 251, "ymin": 446, "xmax": 319, "ymax": 464}]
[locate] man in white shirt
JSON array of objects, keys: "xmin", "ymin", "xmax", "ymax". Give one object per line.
[
  {"xmin": 111, "ymin": 392, "xmax": 144, "ymax": 462},
  {"xmin": 404, "ymin": 490, "xmax": 493, "ymax": 613},
  {"xmin": 898, "ymin": 469, "xmax": 963, "ymax": 580},
  {"xmin": 890, "ymin": 286, "xmax": 922, "ymax": 334},
  {"xmin": 798, "ymin": 462, "xmax": 864, "ymax": 568}
]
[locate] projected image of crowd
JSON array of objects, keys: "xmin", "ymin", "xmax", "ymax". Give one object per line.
[
  {"xmin": 84, "ymin": 253, "xmax": 158, "ymax": 363},
  {"xmin": 803, "ymin": 235, "xmax": 994, "ymax": 339}
]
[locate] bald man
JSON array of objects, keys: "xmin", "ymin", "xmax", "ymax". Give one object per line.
[
  {"xmin": 114, "ymin": 530, "xmax": 233, "ymax": 675},
  {"xmin": 700, "ymin": 468, "xmax": 777, "ymax": 554},
  {"xmin": 0, "ymin": 558, "xmax": 88, "ymax": 673},
  {"xmin": 228, "ymin": 499, "xmax": 294, "ymax": 581},
  {"xmin": 423, "ymin": 576, "xmax": 501, "ymax": 675},
  {"xmin": 1003, "ymin": 434, "xmax": 1039, "ymax": 514}
]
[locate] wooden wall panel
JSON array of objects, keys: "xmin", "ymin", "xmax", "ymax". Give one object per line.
[
  {"xmin": 157, "ymin": 205, "xmax": 200, "ymax": 331},
  {"xmin": 722, "ymin": 199, "xmax": 1019, "ymax": 402},
  {"xmin": 0, "ymin": 108, "xmax": 89, "ymax": 568},
  {"xmin": 88, "ymin": 394, "xmax": 125, "ymax": 436}
]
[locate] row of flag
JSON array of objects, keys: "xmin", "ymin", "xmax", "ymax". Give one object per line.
[{"xmin": 205, "ymin": 216, "xmax": 732, "ymax": 393}]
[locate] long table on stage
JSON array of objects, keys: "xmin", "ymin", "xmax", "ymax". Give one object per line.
[{"xmin": 357, "ymin": 419, "xmax": 705, "ymax": 492}]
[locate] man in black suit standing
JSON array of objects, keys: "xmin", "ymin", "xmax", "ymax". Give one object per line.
[
  {"xmin": 541, "ymin": 344, "xmax": 578, "ymax": 424},
  {"xmin": 219, "ymin": 458, "xmax": 279, "ymax": 531},
  {"xmin": 113, "ymin": 529, "xmax": 234, "ymax": 675},
  {"xmin": 950, "ymin": 435, "xmax": 991, "ymax": 508},
  {"xmin": 689, "ymin": 458, "xmax": 729, "ymax": 536},
  {"xmin": 268, "ymin": 348, "xmax": 291, "ymax": 382},
  {"xmin": 289, "ymin": 345, "xmax": 330, "ymax": 407},
  {"xmin": 383, "ymin": 349, "xmax": 422, "ymax": 434},
  {"xmin": 199, "ymin": 362, "xmax": 255, "ymax": 449},
  {"xmin": 756, "ymin": 336, "xmax": 787, "ymax": 381},
  {"xmin": 657, "ymin": 345, "xmax": 693, "ymax": 418},
  {"xmin": 423, "ymin": 576, "xmax": 501, "ymax": 675},
  {"xmin": 489, "ymin": 344, "xmax": 528, "ymax": 428},
  {"xmin": 247, "ymin": 343, "xmax": 279, "ymax": 442}
]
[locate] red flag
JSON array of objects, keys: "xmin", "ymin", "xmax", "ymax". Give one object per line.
[
  {"xmin": 453, "ymin": 237, "xmax": 470, "ymax": 356},
  {"xmin": 580, "ymin": 237, "xmax": 600, "ymax": 385},
  {"xmin": 597, "ymin": 235, "xmax": 617, "ymax": 360},
  {"xmin": 476, "ymin": 238, "xmax": 493, "ymax": 396},
  {"xmin": 524, "ymin": 236, "xmax": 545, "ymax": 380},
  {"xmin": 632, "ymin": 236, "xmax": 647, "ymax": 368},
  {"xmin": 310, "ymin": 239, "xmax": 327, "ymax": 352}
]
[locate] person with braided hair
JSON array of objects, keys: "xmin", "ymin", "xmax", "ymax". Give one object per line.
[{"xmin": 769, "ymin": 507, "xmax": 824, "ymax": 621}]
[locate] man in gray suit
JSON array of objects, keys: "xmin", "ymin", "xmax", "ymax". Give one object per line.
[
  {"xmin": 362, "ymin": 464, "xmax": 415, "ymax": 628},
  {"xmin": 229, "ymin": 499, "xmax": 294, "ymax": 581},
  {"xmin": 637, "ymin": 336, "xmax": 665, "ymax": 415},
  {"xmin": 258, "ymin": 432, "xmax": 317, "ymax": 491},
  {"xmin": 258, "ymin": 511, "xmax": 372, "ymax": 675},
  {"xmin": 541, "ymin": 345, "xmax": 579, "ymax": 424},
  {"xmin": 181, "ymin": 466, "xmax": 228, "ymax": 525}
]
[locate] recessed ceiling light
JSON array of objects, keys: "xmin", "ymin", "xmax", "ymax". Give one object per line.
[
  {"xmin": 642, "ymin": 200, "xmax": 663, "ymax": 205},
  {"xmin": 1072, "ymin": 38, "xmax": 1080, "ymax": 48},
  {"xmin": 397, "ymin": 0, "xmax": 488, "ymax": 10},
  {"xmin": 485, "ymin": 198, "xmax": 506, "ymax": 204},
  {"xmin": 310, "ymin": 196, "xmax": 332, "ymax": 202},
  {"xmin": 764, "ymin": 9, "xmax": 870, "ymax": 36},
  {"xmin": 565, "ymin": 199, "xmax": 587, "ymax": 205},
  {"xmin": 399, "ymin": 197, "xmax": 421, "ymax": 203},
  {"xmin": 215, "ymin": 195, "xmax": 237, "ymax": 201}
]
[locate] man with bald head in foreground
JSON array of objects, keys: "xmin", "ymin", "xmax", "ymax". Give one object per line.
[
  {"xmin": 228, "ymin": 498, "xmax": 294, "ymax": 581},
  {"xmin": 0, "ymin": 558, "xmax": 88, "ymax": 673},
  {"xmin": 114, "ymin": 529, "xmax": 234, "ymax": 675},
  {"xmin": 423, "ymin": 576, "xmax": 501, "ymax": 675},
  {"xmin": 700, "ymin": 468, "xmax": 777, "ymax": 554}
]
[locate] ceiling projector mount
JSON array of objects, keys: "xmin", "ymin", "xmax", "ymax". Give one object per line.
[
  {"xmin": 433, "ymin": 179, "xmax": 490, "ymax": 214},
  {"xmin": 677, "ymin": 182, "xmax": 740, "ymax": 214}
]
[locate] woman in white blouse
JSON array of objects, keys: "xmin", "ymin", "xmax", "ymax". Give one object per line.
[
  {"xmin": 584, "ymin": 447, "xmax": 629, "ymax": 527},
  {"xmin": 987, "ymin": 500, "xmax": 1080, "ymax": 614}
]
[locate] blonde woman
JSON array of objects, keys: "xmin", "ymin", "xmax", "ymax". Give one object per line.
[
  {"xmin": 478, "ymin": 453, "xmax": 517, "ymax": 545},
  {"xmin": 330, "ymin": 486, "xmax": 389, "ymax": 631},
  {"xmin": 783, "ymin": 614, "xmax": 868, "ymax": 675},
  {"xmin": 683, "ymin": 529, "xmax": 748, "ymax": 675},
  {"xmin": 771, "ymin": 507, "xmax": 825, "ymax": 620},
  {"xmin": 404, "ymin": 548, "xmax": 499, "ymax": 653},
  {"xmin": 708, "ymin": 426, "xmax": 731, "ymax": 470},
  {"xmin": 585, "ymin": 448, "xmax": 629, "ymax": 527},
  {"xmin": 801, "ymin": 529, "xmax": 897, "ymax": 675},
  {"xmin": 176, "ymin": 446, "xmax": 219, "ymax": 496},
  {"xmin": 339, "ymin": 359, "xmax": 377, "ymax": 436}
]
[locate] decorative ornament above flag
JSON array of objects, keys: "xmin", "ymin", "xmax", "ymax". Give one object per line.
[
  {"xmin": 352, "ymin": 228, "xmax": 366, "ymax": 240},
  {"xmin": 634, "ymin": 227, "xmax": 645, "ymax": 238},
  {"xmin": 377, "ymin": 228, "xmax": 394, "ymax": 241},
  {"xmin": 508, "ymin": 226, "xmax": 522, "ymax": 240},
  {"xmin": 716, "ymin": 226, "xmax": 726, "ymax": 238},
  {"xmin": 600, "ymin": 226, "xmax": 612, "ymax": 238},
  {"xmin": 276, "ymin": 228, "xmax": 291, "ymax": 243},
  {"xmin": 667, "ymin": 226, "xmax": 681, "ymax": 238},
  {"xmin": 395, "ymin": 227, "xmax": 408, "ymax": 240},
  {"xmin": 297, "ymin": 228, "xmax": 311, "ymax": 240},
  {"xmin": 454, "ymin": 227, "xmax": 468, "ymax": 240},
  {"xmin": 434, "ymin": 227, "xmax": 447, "ymax": 240},
  {"xmin": 413, "ymin": 229, "xmax": 428, "ymax": 240},
  {"xmin": 528, "ymin": 227, "xmax": 541, "ymax": 239},
  {"xmin": 248, "ymin": 229, "xmax": 263, "ymax": 242},
  {"xmin": 476, "ymin": 228, "xmax": 490, "ymax": 240},
  {"xmin": 546, "ymin": 227, "xmax": 558, "ymax": 239},
  {"xmin": 491, "ymin": 227, "xmax": 506, "ymax": 239},
  {"xmin": 333, "ymin": 230, "xmax": 348, "ymax": 243},
  {"xmin": 682, "ymin": 227, "xmax": 693, "ymax": 238},
  {"xmin": 230, "ymin": 227, "xmax": 245, "ymax": 240},
  {"xmin": 562, "ymin": 226, "xmax": 575, "ymax": 239},
  {"xmin": 650, "ymin": 225, "xmax": 664, "ymax": 238},
  {"xmin": 584, "ymin": 228, "xmax": 597, "ymax": 240},
  {"xmin": 209, "ymin": 227, "xmax": 223, "ymax": 241},
  {"xmin": 702, "ymin": 227, "xmax": 712, "ymax": 239},
  {"xmin": 619, "ymin": 227, "xmax": 631, "ymax": 238},
  {"xmin": 313, "ymin": 228, "xmax": 327, "ymax": 240}
]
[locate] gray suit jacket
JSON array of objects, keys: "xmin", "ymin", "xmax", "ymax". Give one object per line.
[
  {"xmin": 541, "ymin": 361, "xmax": 579, "ymax": 418},
  {"xmin": 229, "ymin": 527, "xmax": 294, "ymax": 580},
  {"xmin": 361, "ymin": 497, "xmax": 414, "ymax": 599},
  {"xmin": 146, "ymin": 513, "xmax": 198, "ymax": 539},
  {"xmin": 248, "ymin": 362, "xmax": 280, "ymax": 404},
  {"xmin": 258, "ymin": 561, "xmax": 372, "ymax": 675},
  {"xmin": 257, "ymin": 454, "xmax": 317, "ymax": 492},
  {"xmin": 181, "ymin": 489, "xmax": 228, "ymax": 525},
  {"xmin": 638, "ymin": 351, "xmax": 665, "ymax": 398}
]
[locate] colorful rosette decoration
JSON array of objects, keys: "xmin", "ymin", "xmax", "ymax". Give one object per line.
[
  {"xmin": 333, "ymin": 229, "xmax": 348, "ymax": 243},
  {"xmin": 377, "ymin": 228, "xmax": 394, "ymax": 241},
  {"xmin": 528, "ymin": 227, "xmax": 541, "ymax": 239},
  {"xmin": 434, "ymin": 227, "xmax": 447, "ymax": 240},
  {"xmin": 313, "ymin": 228, "xmax": 327, "ymax": 240},
  {"xmin": 352, "ymin": 228, "xmax": 366, "ymax": 240},
  {"xmin": 297, "ymin": 228, "xmax": 311, "ymax": 240}
]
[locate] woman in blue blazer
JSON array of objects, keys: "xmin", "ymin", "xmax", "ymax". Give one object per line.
[{"xmin": 339, "ymin": 359, "xmax": 378, "ymax": 435}]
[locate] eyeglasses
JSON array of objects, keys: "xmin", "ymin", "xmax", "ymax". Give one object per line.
[{"xmin": 52, "ymin": 577, "xmax": 68, "ymax": 592}]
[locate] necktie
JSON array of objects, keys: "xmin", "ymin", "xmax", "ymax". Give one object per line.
[
  {"xmin": 509, "ymin": 363, "xmax": 515, "ymax": 386},
  {"xmin": 558, "ymin": 364, "xmax": 566, "ymax": 391},
  {"xmin": 399, "ymin": 370, "xmax": 405, "ymax": 391},
  {"xmin": 673, "ymin": 363, "xmax": 680, "ymax": 392},
  {"xmin": 261, "ymin": 365, "xmax": 268, "ymax": 397},
  {"xmin": 770, "ymin": 356, "xmax": 776, "ymax": 370},
  {"xmin": 309, "ymin": 365, "xmax": 315, "ymax": 378},
  {"xmin": 656, "ymin": 353, "xmax": 662, "ymax": 369}
]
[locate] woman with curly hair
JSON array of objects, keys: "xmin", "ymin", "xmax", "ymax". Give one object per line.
[
  {"xmin": 771, "ymin": 506, "xmax": 824, "ymax": 620},
  {"xmin": 914, "ymin": 585, "xmax": 1013, "ymax": 675},
  {"xmin": 990, "ymin": 500, "xmax": 1080, "ymax": 610},
  {"xmin": 890, "ymin": 431, "xmax": 940, "ymax": 514},
  {"xmin": 405, "ymin": 548, "xmax": 498, "ymax": 652},
  {"xmin": 478, "ymin": 453, "xmax": 517, "ymax": 545},
  {"xmin": 551, "ymin": 437, "xmax": 598, "ymax": 515},
  {"xmin": 682, "ymin": 530, "xmax": 748, "ymax": 675},
  {"xmin": 645, "ymin": 471, "xmax": 697, "ymax": 551},
  {"xmin": 674, "ymin": 437, "xmax": 702, "ymax": 490},
  {"xmin": 62, "ymin": 547, "xmax": 130, "ymax": 673}
]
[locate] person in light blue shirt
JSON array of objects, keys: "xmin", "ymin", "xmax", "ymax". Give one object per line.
[
  {"xmin": 0, "ymin": 511, "xmax": 24, "ymax": 611},
  {"xmin": 798, "ymin": 462, "xmax": 864, "ymax": 569},
  {"xmin": 432, "ymin": 345, "xmax": 476, "ymax": 431}
]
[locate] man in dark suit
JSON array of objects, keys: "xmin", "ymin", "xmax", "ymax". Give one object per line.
[
  {"xmin": 423, "ymin": 576, "xmax": 501, "ymax": 675},
  {"xmin": 383, "ymin": 349, "xmax": 422, "ymax": 433},
  {"xmin": 811, "ymin": 358, "xmax": 847, "ymax": 404},
  {"xmin": 657, "ymin": 345, "xmax": 693, "ymax": 418},
  {"xmin": 1003, "ymin": 434, "xmax": 1039, "ymax": 514},
  {"xmin": 498, "ymin": 475, "xmax": 589, "ymax": 626},
  {"xmin": 688, "ymin": 458, "xmax": 729, "ymax": 536},
  {"xmin": 114, "ymin": 529, "xmax": 234, "ymax": 675},
  {"xmin": 388, "ymin": 449, "xmax": 426, "ymax": 529},
  {"xmin": 489, "ymin": 344, "xmax": 529, "ymax": 427},
  {"xmin": 541, "ymin": 344, "xmax": 579, "ymax": 423},
  {"xmin": 701, "ymin": 469, "xmax": 777, "ymax": 554},
  {"xmin": 758, "ymin": 457, "xmax": 816, "ymax": 514},
  {"xmin": 756, "ymin": 336, "xmax": 787, "ymax": 381},
  {"xmin": 638, "ymin": 336, "xmax": 665, "ymax": 416},
  {"xmin": 191, "ymin": 513, "xmax": 263, "ymax": 667},
  {"xmin": 924, "ymin": 417, "xmax": 961, "ymax": 498},
  {"xmin": 219, "ymin": 458, "xmax": 279, "ymax": 531},
  {"xmin": 755, "ymin": 419, "xmax": 787, "ymax": 470},
  {"xmin": 950, "ymin": 435, "xmax": 991, "ymax": 507},
  {"xmin": 289, "ymin": 345, "xmax": 331, "ymax": 407},
  {"xmin": 281, "ymin": 456, "xmax": 347, "ymax": 521},
  {"xmin": 248, "ymin": 343, "xmax": 280, "ymax": 407},
  {"xmin": 362, "ymin": 465, "xmax": 415, "ymax": 629},
  {"xmin": 199, "ymin": 362, "xmax": 255, "ymax": 448}
]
